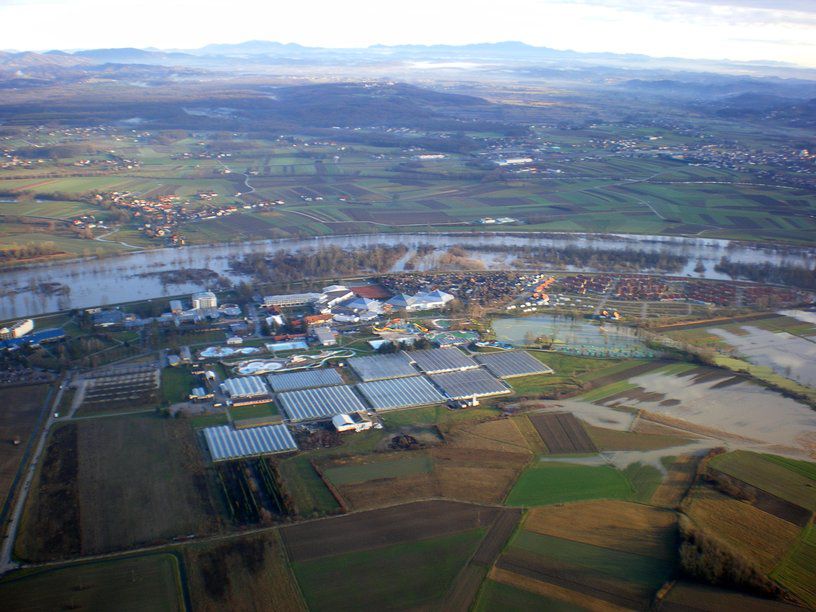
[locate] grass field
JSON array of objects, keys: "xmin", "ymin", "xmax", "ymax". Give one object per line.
[
  {"xmin": 474, "ymin": 579, "xmax": 583, "ymax": 611},
  {"xmin": 160, "ymin": 367, "xmax": 197, "ymax": 404},
  {"xmin": 708, "ymin": 451, "xmax": 816, "ymax": 511},
  {"xmin": 0, "ymin": 384, "xmax": 50, "ymax": 511},
  {"xmin": 292, "ymin": 529, "xmax": 485, "ymax": 611},
  {"xmin": 506, "ymin": 461, "xmax": 633, "ymax": 506},
  {"xmin": 0, "ymin": 554, "xmax": 184, "ymax": 611},
  {"xmin": 323, "ymin": 453, "xmax": 434, "ymax": 486},
  {"xmin": 183, "ymin": 531, "xmax": 305, "ymax": 612},
  {"xmin": 278, "ymin": 455, "xmax": 341, "ymax": 517},
  {"xmin": 772, "ymin": 522, "xmax": 816, "ymax": 608}
]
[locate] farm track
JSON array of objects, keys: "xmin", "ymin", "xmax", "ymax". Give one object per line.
[{"xmin": 443, "ymin": 507, "xmax": 523, "ymax": 611}]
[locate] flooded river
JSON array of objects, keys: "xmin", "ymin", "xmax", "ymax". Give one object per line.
[{"xmin": 2, "ymin": 232, "xmax": 814, "ymax": 319}]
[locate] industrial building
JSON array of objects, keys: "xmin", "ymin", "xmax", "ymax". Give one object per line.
[
  {"xmin": 203, "ymin": 424, "xmax": 297, "ymax": 461},
  {"xmin": 348, "ymin": 353, "xmax": 418, "ymax": 381},
  {"xmin": 386, "ymin": 290, "xmax": 455, "ymax": 312},
  {"xmin": 406, "ymin": 347, "xmax": 478, "ymax": 374},
  {"xmin": 312, "ymin": 325, "xmax": 337, "ymax": 346},
  {"xmin": 220, "ymin": 376, "xmax": 271, "ymax": 404},
  {"xmin": 475, "ymin": 351, "xmax": 554, "ymax": 378},
  {"xmin": 267, "ymin": 368, "xmax": 344, "ymax": 392},
  {"xmin": 192, "ymin": 291, "xmax": 218, "ymax": 310},
  {"xmin": 263, "ymin": 292, "xmax": 322, "ymax": 308},
  {"xmin": 332, "ymin": 411, "xmax": 374, "ymax": 433},
  {"xmin": 0, "ymin": 318, "xmax": 33, "ymax": 340}
]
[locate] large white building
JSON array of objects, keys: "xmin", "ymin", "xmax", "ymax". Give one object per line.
[
  {"xmin": 386, "ymin": 290, "xmax": 454, "ymax": 312},
  {"xmin": 0, "ymin": 319, "xmax": 33, "ymax": 340},
  {"xmin": 192, "ymin": 291, "xmax": 218, "ymax": 310},
  {"xmin": 263, "ymin": 292, "xmax": 322, "ymax": 308}
]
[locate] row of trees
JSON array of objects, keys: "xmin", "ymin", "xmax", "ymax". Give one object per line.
[{"xmin": 715, "ymin": 257, "xmax": 816, "ymax": 290}]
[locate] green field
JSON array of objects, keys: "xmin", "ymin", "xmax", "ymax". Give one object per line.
[
  {"xmin": 0, "ymin": 554, "xmax": 184, "ymax": 611},
  {"xmin": 228, "ymin": 402, "xmax": 280, "ymax": 421},
  {"xmin": 323, "ymin": 454, "xmax": 434, "ymax": 486},
  {"xmin": 278, "ymin": 455, "xmax": 341, "ymax": 517},
  {"xmin": 292, "ymin": 529, "xmax": 485, "ymax": 611},
  {"xmin": 509, "ymin": 530, "xmax": 675, "ymax": 592},
  {"xmin": 709, "ymin": 451, "xmax": 816, "ymax": 510},
  {"xmin": 160, "ymin": 367, "xmax": 197, "ymax": 404},
  {"xmin": 772, "ymin": 522, "xmax": 816, "ymax": 608},
  {"xmin": 474, "ymin": 579, "xmax": 583, "ymax": 612},
  {"xmin": 506, "ymin": 461, "xmax": 633, "ymax": 506}
]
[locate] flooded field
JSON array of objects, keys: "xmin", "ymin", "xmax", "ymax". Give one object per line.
[
  {"xmin": 710, "ymin": 325, "xmax": 816, "ymax": 388},
  {"xmin": 598, "ymin": 367, "xmax": 816, "ymax": 458}
]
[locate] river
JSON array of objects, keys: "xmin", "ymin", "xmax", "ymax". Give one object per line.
[{"xmin": 2, "ymin": 232, "xmax": 814, "ymax": 319}]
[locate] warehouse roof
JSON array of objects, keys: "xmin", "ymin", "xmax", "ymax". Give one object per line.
[{"xmin": 203, "ymin": 424, "xmax": 297, "ymax": 461}]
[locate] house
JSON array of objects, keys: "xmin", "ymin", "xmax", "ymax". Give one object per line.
[
  {"xmin": 332, "ymin": 411, "xmax": 374, "ymax": 433},
  {"xmin": 0, "ymin": 319, "xmax": 33, "ymax": 340},
  {"xmin": 92, "ymin": 310, "xmax": 125, "ymax": 327},
  {"xmin": 169, "ymin": 300, "xmax": 184, "ymax": 315}
]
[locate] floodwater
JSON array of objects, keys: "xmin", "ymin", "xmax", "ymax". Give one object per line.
[
  {"xmin": 710, "ymin": 325, "xmax": 816, "ymax": 388},
  {"xmin": 605, "ymin": 370, "xmax": 816, "ymax": 458},
  {"xmin": 1, "ymin": 231, "xmax": 814, "ymax": 319},
  {"xmin": 492, "ymin": 314, "xmax": 644, "ymax": 351}
]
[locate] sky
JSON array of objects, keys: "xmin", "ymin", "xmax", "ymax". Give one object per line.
[{"xmin": 1, "ymin": 0, "xmax": 814, "ymax": 67}]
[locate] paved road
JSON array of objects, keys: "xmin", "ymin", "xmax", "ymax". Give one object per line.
[{"xmin": 0, "ymin": 379, "xmax": 67, "ymax": 574}]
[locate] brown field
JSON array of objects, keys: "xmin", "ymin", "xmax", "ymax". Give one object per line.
[
  {"xmin": 660, "ymin": 580, "xmax": 802, "ymax": 611},
  {"xmin": 489, "ymin": 567, "xmax": 629, "ymax": 612},
  {"xmin": 496, "ymin": 549, "xmax": 653, "ymax": 610},
  {"xmin": 433, "ymin": 447, "xmax": 530, "ymax": 504},
  {"xmin": 682, "ymin": 485, "xmax": 800, "ymax": 573},
  {"xmin": 76, "ymin": 416, "xmax": 221, "ymax": 554},
  {"xmin": 528, "ymin": 412, "xmax": 597, "ymax": 454},
  {"xmin": 586, "ymin": 422, "xmax": 694, "ymax": 452},
  {"xmin": 281, "ymin": 500, "xmax": 500, "ymax": 563},
  {"xmin": 651, "ymin": 455, "xmax": 700, "ymax": 508},
  {"xmin": 444, "ymin": 418, "xmax": 533, "ymax": 455},
  {"xmin": 512, "ymin": 415, "xmax": 548, "ymax": 453},
  {"xmin": 524, "ymin": 500, "xmax": 677, "ymax": 561},
  {"xmin": 17, "ymin": 415, "xmax": 221, "ymax": 560},
  {"xmin": 183, "ymin": 531, "xmax": 305, "ymax": 612},
  {"xmin": 0, "ymin": 384, "xmax": 50, "ymax": 510},
  {"xmin": 15, "ymin": 424, "xmax": 80, "ymax": 561}
]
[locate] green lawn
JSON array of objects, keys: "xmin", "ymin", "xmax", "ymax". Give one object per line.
[
  {"xmin": 229, "ymin": 402, "xmax": 279, "ymax": 421},
  {"xmin": 506, "ymin": 461, "xmax": 634, "ymax": 506},
  {"xmin": 292, "ymin": 529, "xmax": 485, "ymax": 611},
  {"xmin": 160, "ymin": 367, "xmax": 197, "ymax": 404},
  {"xmin": 0, "ymin": 554, "xmax": 184, "ymax": 611}
]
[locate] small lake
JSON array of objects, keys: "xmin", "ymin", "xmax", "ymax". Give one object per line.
[{"xmin": 492, "ymin": 314, "xmax": 648, "ymax": 356}]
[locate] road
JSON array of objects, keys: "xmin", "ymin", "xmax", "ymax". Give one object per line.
[{"xmin": 0, "ymin": 378, "xmax": 68, "ymax": 574}]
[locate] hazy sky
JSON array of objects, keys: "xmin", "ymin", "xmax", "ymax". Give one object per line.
[{"xmin": 1, "ymin": 0, "xmax": 814, "ymax": 66}]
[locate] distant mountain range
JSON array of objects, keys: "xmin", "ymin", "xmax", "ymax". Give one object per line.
[{"xmin": 1, "ymin": 40, "xmax": 814, "ymax": 80}]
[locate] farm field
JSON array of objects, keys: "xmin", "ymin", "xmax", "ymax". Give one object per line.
[
  {"xmin": 661, "ymin": 580, "xmax": 804, "ymax": 611},
  {"xmin": 474, "ymin": 579, "xmax": 583, "ymax": 612},
  {"xmin": 0, "ymin": 553, "xmax": 185, "ymax": 612},
  {"xmin": 528, "ymin": 411, "xmax": 597, "ymax": 454},
  {"xmin": 277, "ymin": 455, "xmax": 341, "ymax": 517},
  {"xmin": 0, "ymin": 384, "xmax": 50, "ymax": 511},
  {"xmin": 506, "ymin": 461, "xmax": 633, "ymax": 506},
  {"xmin": 183, "ymin": 531, "xmax": 305, "ymax": 612},
  {"xmin": 16, "ymin": 415, "xmax": 220, "ymax": 560},
  {"xmin": 707, "ymin": 451, "xmax": 816, "ymax": 511}
]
